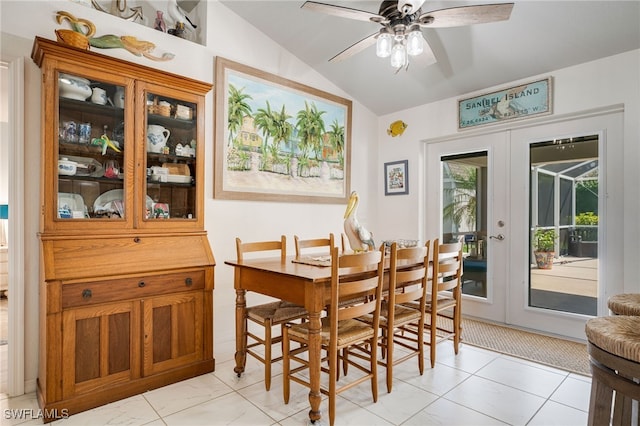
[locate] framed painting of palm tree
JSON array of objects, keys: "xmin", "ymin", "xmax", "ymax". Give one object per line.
[{"xmin": 214, "ymin": 57, "xmax": 352, "ymax": 203}]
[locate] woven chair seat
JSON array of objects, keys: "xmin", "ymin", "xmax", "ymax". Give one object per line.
[
  {"xmin": 608, "ymin": 294, "xmax": 640, "ymax": 316},
  {"xmin": 288, "ymin": 317, "xmax": 375, "ymax": 347},
  {"xmin": 585, "ymin": 315, "xmax": 640, "ymax": 425},
  {"xmin": 361, "ymin": 302, "xmax": 422, "ymax": 328},
  {"xmin": 585, "ymin": 316, "xmax": 640, "ymax": 363},
  {"xmin": 247, "ymin": 301, "xmax": 307, "ymax": 324},
  {"xmin": 404, "ymin": 294, "xmax": 456, "ymax": 313}
]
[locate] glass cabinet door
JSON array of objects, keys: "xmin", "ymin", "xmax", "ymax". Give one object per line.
[
  {"xmin": 143, "ymin": 89, "xmax": 199, "ymax": 224},
  {"xmin": 56, "ymin": 71, "xmax": 130, "ymax": 226}
]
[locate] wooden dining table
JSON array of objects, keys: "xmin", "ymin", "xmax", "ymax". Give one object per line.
[{"xmin": 225, "ymin": 255, "xmax": 338, "ymax": 423}]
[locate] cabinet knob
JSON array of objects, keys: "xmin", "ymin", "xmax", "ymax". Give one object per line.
[
  {"xmin": 82, "ymin": 289, "xmax": 92, "ymax": 299},
  {"xmin": 185, "ymin": 277, "xmax": 193, "ymax": 287},
  {"xmin": 134, "ymin": 237, "xmax": 141, "ymax": 243},
  {"xmin": 138, "ymin": 281, "xmax": 146, "ymax": 288}
]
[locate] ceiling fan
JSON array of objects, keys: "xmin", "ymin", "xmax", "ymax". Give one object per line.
[{"xmin": 302, "ymin": 0, "xmax": 514, "ymax": 71}]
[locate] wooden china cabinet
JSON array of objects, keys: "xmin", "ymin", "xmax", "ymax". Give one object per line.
[{"xmin": 31, "ymin": 37, "xmax": 215, "ymax": 421}]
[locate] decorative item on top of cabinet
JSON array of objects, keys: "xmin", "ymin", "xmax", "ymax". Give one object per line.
[{"xmin": 32, "ymin": 36, "xmax": 214, "ymax": 422}]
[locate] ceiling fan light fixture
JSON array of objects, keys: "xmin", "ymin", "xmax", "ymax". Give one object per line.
[
  {"xmin": 390, "ymin": 41, "xmax": 406, "ymax": 68},
  {"xmin": 406, "ymin": 25, "xmax": 424, "ymax": 56},
  {"xmin": 376, "ymin": 30, "xmax": 392, "ymax": 58}
]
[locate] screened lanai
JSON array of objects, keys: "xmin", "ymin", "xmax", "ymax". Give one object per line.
[
  {"xmin": 531, "ymin": 136, "xmax": 599, "ymax": 259},
  {"xmin": 529, "ymin": 135, "xmax": 599, "ymax": 316}
]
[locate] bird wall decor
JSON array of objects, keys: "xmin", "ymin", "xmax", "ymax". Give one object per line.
[{"xmin": 344, "ymin": 191, "xmax": 376, "ymax": 252}]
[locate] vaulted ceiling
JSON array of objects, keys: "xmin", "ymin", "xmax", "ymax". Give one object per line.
[{"xmin": 221, "ymin": 1, "xmax": 640, "ymax": 115}]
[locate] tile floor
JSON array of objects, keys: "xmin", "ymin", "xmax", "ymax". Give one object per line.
[{"xmin": 0, "ymin": 336, "xmax": 591, "ymax": 425}]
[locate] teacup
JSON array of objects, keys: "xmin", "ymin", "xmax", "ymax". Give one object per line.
[{"xmin": 147, "ymin": 124, "xmax": 171, "ymax": 153}]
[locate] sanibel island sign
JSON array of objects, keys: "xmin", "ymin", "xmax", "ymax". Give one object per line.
[{"xmin": 458, "ymin": 77, "xmax": 552, "ymax": 129}]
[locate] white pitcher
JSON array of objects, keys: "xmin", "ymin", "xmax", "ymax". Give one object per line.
[
  {"xmin": 147, "ymin": 125, "xmax": 170, "ymax": 153},
  {"xmin": 91, "ymin": 87, "xmax": 107, "ymax": 105}
]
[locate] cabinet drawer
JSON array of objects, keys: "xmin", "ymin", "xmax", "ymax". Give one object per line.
[
  {"xmin": 42, "ymin": 234, "xmax": 215, "ymax": 281},
  {"xmin": 62, "ymin": 270, "xmax": 205, "ymax": 308}
]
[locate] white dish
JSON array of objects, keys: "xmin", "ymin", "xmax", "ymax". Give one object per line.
[
  {"xmin": 63, "ymin": 155, "xmax": 104, "ymax": 177},
  {"xmin": 58, "ymin": 73, "xmax": 92, "ymax": 101},
  {"xmin": 58, "ymin": 158, "xmax": 77, "ymax": 176},
  {"xmin": 166, "ymin": 174, "xmax": 191, "ymax": 184},
  {"xmin": 58, "ymin": 192, "xmax": 86, "ymax": 218},
  {"xmin": 94, "ymin": 189, "xmax": 154, "ymax": 215}
]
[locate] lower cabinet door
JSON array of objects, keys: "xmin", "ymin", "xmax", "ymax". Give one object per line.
[
  {"xmin": 142, "ymin": 291, "xmax": 204, "ymax": 376},
  {"xmin": 62, "ymin": 300, "xmax": 141, "ymax": 398}
]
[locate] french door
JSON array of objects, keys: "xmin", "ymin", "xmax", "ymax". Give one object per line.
[{"xmin": 425, "ymin": 110, "xmax": 623, "ymax": 340}]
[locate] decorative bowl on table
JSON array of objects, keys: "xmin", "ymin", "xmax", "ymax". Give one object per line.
[{"xmin": 383, "ymin": 239, "xmax": 419, "ymax": 253}]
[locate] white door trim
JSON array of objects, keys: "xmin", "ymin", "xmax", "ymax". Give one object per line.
[
  {"xmin": 4, "ymin": 55, "xmax": 25, "ymax": 396},
  {"xmin": 422, "ymin": 104, "xmax": 624, "ymax": 146}
]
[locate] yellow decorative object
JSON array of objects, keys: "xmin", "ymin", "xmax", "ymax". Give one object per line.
[
  {"xmin": 55, "ymin": 29, "xmax": 90, "ymax": 50},
  {"xmin": 55, "ymin": 11, "xmax": 174, "ymax": 62},
  {"xmin": 91, "ymin": 133, "xmax": 122, "ymax": 155},
  {"xmin": 55, "ymin": 10, "xmax": 96, "ymax": 50},
  {"xmin": 387, "ymin": 120, "xmax": 407, "ymax": 137}
]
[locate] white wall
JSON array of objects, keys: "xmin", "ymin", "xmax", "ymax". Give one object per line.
[
  {"xmin": 0, "ymin": 0, "xmax": 378, "ymax": 392},
  {"xmin": 375, "ymin": 49, "xmax": 640, "ymax": 293}
]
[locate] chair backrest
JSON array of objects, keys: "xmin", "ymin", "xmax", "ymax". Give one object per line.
[
  {"xmin": 236, "ymin": 235, "xmax": 287, "ymax": 263},
  {"xmin": 328, "ymin": 246, "xmax": 384, "ymax": 342},
  {"xmin": 294, "ymin": 233, "xmax": 335, "ymax": 258},
  {"xmin": 431, "ymin": 238, "xmax": 463, "ymax": 294},
  {"xmin": 387, "ymin": 241, "xmax": 430, "ymax": 309}
]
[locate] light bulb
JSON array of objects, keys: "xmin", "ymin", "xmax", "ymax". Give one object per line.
[
  {"xmin": 406, "ymin": 28, "xmax": 424, "ymax": 56},
  {"xmin": 376, "ymin": 31, "xmax": 392, "ymax": 58},
  {"xmin": 390, "ymin": 42, "xmax": 406, "ymax": 68}
]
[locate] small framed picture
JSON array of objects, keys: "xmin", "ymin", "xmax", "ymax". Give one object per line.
[{"xmin": 384, "ymin": 160, "xmax": 408, "ymax": 196}]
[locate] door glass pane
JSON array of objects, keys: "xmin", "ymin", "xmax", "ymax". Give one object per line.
[
  {"xmin": 58, "ymin": 72, "xmax": 126, "ymax": 220},
  {"xmin": 529, "ymin": 136, "xmax": 599, "ymax": 315},
  {"xmin": 145, "ymin": 92, "xmax": 197, "ymax": 220},
  {"xmin": 442, "ymin": 151, "xmax": 488, "ymax": 298}
]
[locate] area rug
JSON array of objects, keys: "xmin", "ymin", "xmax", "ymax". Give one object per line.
[{"xmin": 460, "ymin": 317, "xmax": 590, "ymax": 376}]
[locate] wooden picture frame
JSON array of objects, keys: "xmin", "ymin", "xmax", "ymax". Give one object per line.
[
  {"xmin": 214, "ymin": 57, "xmax": 352, "ymax": 203},
  {"xmin": 384, "ymin": 160, "xmax": 408, "ymax": 196}
]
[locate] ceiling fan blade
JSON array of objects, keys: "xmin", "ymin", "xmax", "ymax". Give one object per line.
[
  {"xmin": 301, "ymin": 1, "xmax": 385, "ymax": 23},
  {"xmin": 418, "ymin": 3, "xmax": 514, "ymax": 28},
  {"xmin": 329, "ymin": 32, "xmax": 378, "ymax": 63}
]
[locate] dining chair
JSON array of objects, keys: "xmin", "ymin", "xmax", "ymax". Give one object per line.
[
  {"xmin": 282, "ymin": 246, "xmax": 384, "ymax": 426},
  {"xmin": 294, "ymin": 233, "xmax": 335, "ymax": 258},
  {"xmin": 235, "ymin": 235, "xmax": 308, "ymax": 391},
  {"xmin": 423, "ymin": 238, "xmax": 463, "ymax": 367},
  {"xmin": 368, "ymin": 241, "xmax": 430, "ymax": 393}
]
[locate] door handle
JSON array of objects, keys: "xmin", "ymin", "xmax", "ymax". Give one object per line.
[{"xmin": 490, "ymin": 234, "xmax": 505, "ymax": 241}]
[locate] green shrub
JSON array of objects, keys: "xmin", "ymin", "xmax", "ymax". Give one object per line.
[
  {"xmin": 533, "ymin": 228, "xmax": 558, "ymax": 252},
  {"xmin": 576, "ymin": 212, "xmax": 598, "ymax": 225}
]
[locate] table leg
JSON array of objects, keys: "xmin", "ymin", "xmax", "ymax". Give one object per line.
[
  {"xmin": 307, "ymin": 309, "xmax": 322, "ymax": 423},
  {"xmin": 234, "ymin": 288, "xmax": 247, "ymax": 376}
]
